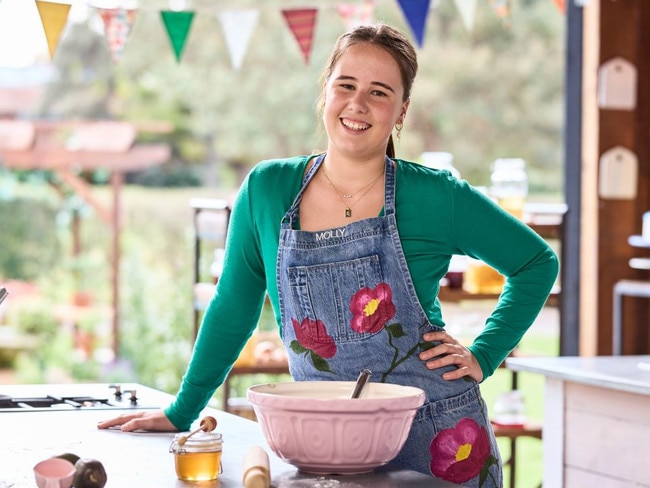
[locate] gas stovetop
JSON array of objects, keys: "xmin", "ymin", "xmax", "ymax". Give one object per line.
[{"xmin": 0, "ymin": 383, "xmax": 174, "ymax": 412}]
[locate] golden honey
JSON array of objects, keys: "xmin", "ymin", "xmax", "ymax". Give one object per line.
[
  {"xmin": 463, "ymin": 259, "xmax": 505, "ymax": 294},
  {"xmin": 496, "ymin": 195, "xmax": 525, "ymax": 220},
  {"xmin": 170, "ymin": 432, "xmax": 223, "ymax": 481}
]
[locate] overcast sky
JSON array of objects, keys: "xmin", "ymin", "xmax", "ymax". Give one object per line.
[{"xmin": 0, "ymin": 0, "xmax": 51, "ymax": 67}]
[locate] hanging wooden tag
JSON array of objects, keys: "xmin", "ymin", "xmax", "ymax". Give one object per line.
[
  {"xmin": 598, "ymin": 57, "xmax": 637, "ymax": 110},
  {"xmin": 598, "ymin": 146, "xmax": 638, "ymax": 200}
]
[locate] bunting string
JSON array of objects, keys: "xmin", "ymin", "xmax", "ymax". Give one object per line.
[{"xmin": 2, "ymin": 0, "xmax": 565, "ymax": 69}]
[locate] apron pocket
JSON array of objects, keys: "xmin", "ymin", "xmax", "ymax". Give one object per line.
[{"xmin": 287, "ymin": 254, "xmax": 386, "ymax": 343}]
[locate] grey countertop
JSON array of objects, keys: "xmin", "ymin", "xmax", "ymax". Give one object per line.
[
  {"xmin": 506, "ymin": 354, "xmax": 650, "ymax": 396},
  {"xmin": 0, "ymin": 385, "xmax": 460, "ymax": 488}
]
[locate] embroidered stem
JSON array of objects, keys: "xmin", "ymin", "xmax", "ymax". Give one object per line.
[{"xmin": 381, "ymin": 332, "xmax": 422, "ymax": 383}]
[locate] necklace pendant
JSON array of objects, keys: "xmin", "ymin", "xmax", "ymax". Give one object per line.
[
  {"xmin": 345, "ymin": 208, "xmax": 352, "ymax": 218},
  {"xmin": 342, "ymin": 194, "xmax": 352, "ymax": 199}
]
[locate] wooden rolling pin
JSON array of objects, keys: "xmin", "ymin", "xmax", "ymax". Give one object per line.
[{"xmin": 242, "ymin": 445, "xmax": 270, "ymax": 488}]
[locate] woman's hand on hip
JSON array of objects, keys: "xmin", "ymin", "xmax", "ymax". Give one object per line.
[
  {"xmin": 97, "ymin": 409, "xmax": 178, "ymax": 432},
  {"xmin": 419, "ymin": 330, "xmax": 484, "ymax": 383}
]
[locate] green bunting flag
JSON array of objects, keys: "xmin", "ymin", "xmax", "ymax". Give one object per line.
[{"xmin": 160, "ymin": 10, "xmax": 195, "ymax": 62}]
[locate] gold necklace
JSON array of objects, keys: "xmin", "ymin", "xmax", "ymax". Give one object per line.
[{"xmin": 322, "ymin": 167, "xmax": 384, "ymax": 218}]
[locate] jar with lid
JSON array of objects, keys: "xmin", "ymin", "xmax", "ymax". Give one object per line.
[
  {"xmin": 492, "ymin": 390, "xmax": 527, "ymax": 427},
  {"xmin": 169, "ymin": 431, "xmax": 223, "ymax": 481},
  {"xmin": 209, "ymin": 248, "xmax": 226, "ymax": 284},
  {"xmin": 490, "ymin": 158, "xmax": 528, "ymax": 220},
  {"xmin": 421, "ymin": 152, "xmax": 460, "ymax": 179}
]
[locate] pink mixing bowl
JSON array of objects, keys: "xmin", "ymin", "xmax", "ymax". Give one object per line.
[{"xmin": 246, "ymin": 381, "xmax": 426, "ymax": 475}]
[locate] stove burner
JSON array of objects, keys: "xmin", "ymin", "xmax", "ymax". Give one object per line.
[{"xmin": 0, "ymin": 385, "xmax": 151, "ymax": 411}]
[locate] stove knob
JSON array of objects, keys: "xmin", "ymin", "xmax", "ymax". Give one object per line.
[
  {"xmin": 124, "ymin": 389, "xmax": 138, "ymax": 404},
  {"xmin": 109, "ymin": 384, "xmax": 122, "ymax": 398}
]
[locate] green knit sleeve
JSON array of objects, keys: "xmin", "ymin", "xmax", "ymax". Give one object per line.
[
  {"xmin": 165, "ymin": 169, "xmax": 269, "ymax": 430},
  {"xmin": 450, "ymin": 181, "xmax": 559, "ymax": 379},
  {"xmin": 165, "ymin": 157, "xmax": 308, "ymax": 430}
]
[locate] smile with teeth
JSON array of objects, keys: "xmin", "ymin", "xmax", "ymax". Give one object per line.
[{"xmin": 341, "ymin": 118, "xmax": 370, "ymax": 131}]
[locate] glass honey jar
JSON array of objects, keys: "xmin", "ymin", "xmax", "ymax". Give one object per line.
[{"xmin": 170, "ymin": 431, "xmax": 223, "ymax": 481}]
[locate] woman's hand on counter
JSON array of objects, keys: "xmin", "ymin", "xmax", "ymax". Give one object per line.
[{"xmin": 97, "ymin": 410, "xmax": 178, "ymax": 432}]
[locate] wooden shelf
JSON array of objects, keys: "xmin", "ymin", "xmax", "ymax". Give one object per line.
[
  {"xmin": 438, "ymin": 285, "xmax": 561, "ymax": 307},
  {"xmin": 222, "ymin": 362, "xmax": 290, "ymax": 413}
]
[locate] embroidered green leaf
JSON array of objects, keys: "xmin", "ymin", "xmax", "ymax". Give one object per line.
[
  {"xmin": 310, "ymin": 350, "xmax": 333, "ymax": 373},
  {"xmin": 290, "ymin": 340, "xmax": 308, "ymax": 355},
  {"xmin": 478, "ymin": 454, "xmax": 499, "ymax": 487},
  {"xmin": 385, "ymin": 322, "xmax": 406, "ymax": 338},
  {"xmin": 419, "ymin": 341, "xmax": 435, "ymax": 351}
]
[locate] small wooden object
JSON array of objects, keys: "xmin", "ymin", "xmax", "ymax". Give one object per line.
[
  {"xmin": 242, "ymin": 445, "xmax": 270, "ymax": 488},
  {"xmin": 177, "ymin": 416, "xmax": 217, "ymax": 446}
]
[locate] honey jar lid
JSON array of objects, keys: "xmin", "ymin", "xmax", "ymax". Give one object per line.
[{"xmin": 171, "ymin": 432, "xmax": 223, "ymax": 453}]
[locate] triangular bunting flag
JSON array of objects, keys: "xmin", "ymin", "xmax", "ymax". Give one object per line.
[
  {"xmin": 160, "ymin": 10, "xmax": 195, "ymax": 62},
  {"xmin": 337, "ymin": 1, "xmax": 375, "ymax": 31},
  {"xmin": 98, "ymin": 8, "xmax": 137, "ymax": 62},
  {"xmin": 281, "ymin": 8, "xmax": 318, "ymax": 65},
  {"xmin": 396, "ymin": 0, "xmax": 431, "ymax": 49},
  {"xmin": 552, "ymin": 0, "xmax": 567, "ymax": 14},
  {"xmin": 453, "ymin": 0, "xmax": 478, "ymax": 32},
  {"xmin": 218, "ymin": 9, "xmax": 259, "ymax": 71},
  {"xmin": 35, "ymin": 0, "xmax": 71, "ymax": 59},
  {"xmin": 489, "ymin": 0, "xmax": 511, "ymax": 19}
]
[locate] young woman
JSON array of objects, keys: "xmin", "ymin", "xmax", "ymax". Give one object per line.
[{"xmin": 99, "ymin": 24, "xmax": 558, "ymax": 487}]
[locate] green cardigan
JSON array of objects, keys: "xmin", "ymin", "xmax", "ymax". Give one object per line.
[{"xmin": 165, "ymin": 155, "xmax": 559, "ymax": 430}]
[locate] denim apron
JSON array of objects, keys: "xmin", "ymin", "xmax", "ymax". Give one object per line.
[{"xmin": 277, "ymin": 154, "xmax": 503, "ymax": 487}]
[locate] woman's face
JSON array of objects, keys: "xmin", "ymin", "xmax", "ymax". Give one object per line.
[{"xmin": 323, "ymin": 43, "xmax": 409, "ymax": 161}]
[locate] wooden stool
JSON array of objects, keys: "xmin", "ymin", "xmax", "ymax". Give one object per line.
[
  {"xmin": 612, "ymin": 279, "xmax": 650, "ymax": 355},
  {"xmin": 491, "ymin": 420, "xmax": 543, "ymax": 488}
]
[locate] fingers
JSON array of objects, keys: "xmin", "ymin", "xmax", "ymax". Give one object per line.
[
  {"xmin": 97, "ymin": 412, "xmax": 144, "ymax": 431},
  {"xmin": 97, "ymin": 411, "xmax": 175, "ymax": 432},
  {"xmin": 419, "ymin": 331, "xmax": 483, "ymax": 383}
]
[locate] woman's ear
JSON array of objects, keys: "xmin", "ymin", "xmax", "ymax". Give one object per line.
[{"xmin": 398, "ymin": 98, "xmax": 411, "ymax": 125}]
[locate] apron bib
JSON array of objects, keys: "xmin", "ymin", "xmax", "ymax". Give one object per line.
[{"xmin": 277, "ymin": 154, "xmax": 503, "ymax": 487}]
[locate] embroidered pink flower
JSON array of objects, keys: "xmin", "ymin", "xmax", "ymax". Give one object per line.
[
  {"xmin": 349, "ymin": 283, "xmax": 396, "ymax": 334},
  {"xmin": 429, "ymin": 418, "xmax": 492, "ymax": 484},
  {"xmin": 292, "ymin": 318, "xmax": 336, "ymax": 359}
]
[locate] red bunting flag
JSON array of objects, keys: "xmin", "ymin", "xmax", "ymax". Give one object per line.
[
  {"xmin": 98, "ymin": 8, "xmax": 137, "ymax": 62},
  {"xmin": 489, "ymin": 0, "xmax": 511, "ymax": 19},
  {"xmin": 337, "ymin": 1, "xmax": 375, "ymax": 31},
  {"xmin": 552, "ymin": 0, "xmax": 567, "ymax": 14},
  {"xmin": 281, "ymin": 8, "xmax": 318, "ymax": 65}
]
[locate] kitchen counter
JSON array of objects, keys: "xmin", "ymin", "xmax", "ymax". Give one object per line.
[
  {"xmin": 505, "ymin": 355, "xmax": 650, "ymax": 488},
  {"xmin": 0, "ymin": 385, "xmax": 461, "ymax": 488},
  {"xmin": 506, "ymin": 354, "xmax": 650, "ymax": 395}
]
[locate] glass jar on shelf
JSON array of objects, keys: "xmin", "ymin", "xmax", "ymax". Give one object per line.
[
  {"xmin": 463, "ymin": 258, "xmax": 505, "ymax": 294},
  {"xmin": 492, "ymin": 390, "xmax": 527, "ymax": 428},
  {"xmin": 209, "ymin": 248, "xmax": 225, "ymax": 284},
  {"xmin": 490, "ymin": 158, "xmax": 528, "ymax": 220}
]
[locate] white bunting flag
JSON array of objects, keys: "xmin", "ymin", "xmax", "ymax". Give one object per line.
[
  {"xmin": 218, "ymin": 9, "xmax": 259, "ymax": 72},
  {"xmin": 454, "ymin": 0, "xmax": 478, "ymax": 32}
]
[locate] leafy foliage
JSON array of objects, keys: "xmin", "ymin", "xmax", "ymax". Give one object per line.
[{"xmin": 0, "ymin": 197, "xmax": 61, "ymax": 280}]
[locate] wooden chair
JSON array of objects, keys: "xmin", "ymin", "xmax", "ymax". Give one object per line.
[
  {"xmin": 492, "ymin": 419, "xmax": 543, "ymax": 488},
  {"xmin": 612, "ymin": 238, "xmax": 650, "ymax": 355},
  {"xmin": 612, "ymin": 278, "xmax": 650, "ymax": 355}
]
